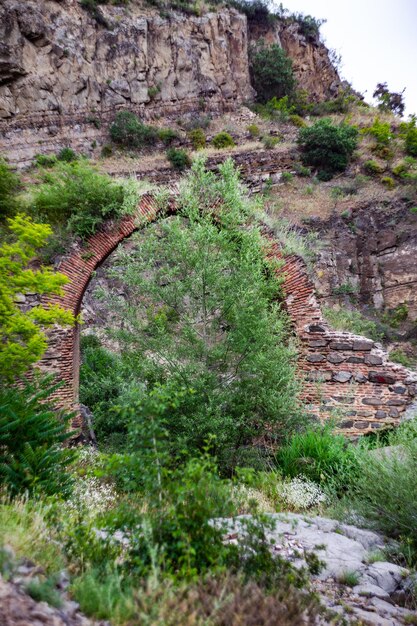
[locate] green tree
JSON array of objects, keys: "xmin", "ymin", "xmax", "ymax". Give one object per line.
[
  {"xmin": 98, "ymin": 158, "xmax": 303, "ymax": 471},
  {"xmin": 249, "ymin": 40, "xmax": 295, "ymax": 104},
  {"xmin": 297, "ymin": 118, "xmax": 358, "ymax": 177},
  {"xmin": 0, "ymin": 214, "xmax": 75, "ymax": 382}
]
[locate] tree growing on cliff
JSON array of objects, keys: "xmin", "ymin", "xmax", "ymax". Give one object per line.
[
  {"xmin": 249, "ymin": 40, "xmax": 295, "ymax": 104},
  {"xmin": 0, "ymin": 215, "xmax": 75, "ymax": 382},
  {"xmin": 297, "ymin": 119, "xmax": 358, "ymax": 178}
]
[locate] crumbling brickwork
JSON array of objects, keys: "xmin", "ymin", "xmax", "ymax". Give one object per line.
[{"xmin": 39, "ymin": 196, "xmax": 417, "ymax": 434}]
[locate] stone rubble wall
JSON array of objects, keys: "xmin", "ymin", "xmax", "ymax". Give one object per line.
[{"xmin": 39, "ymin": 194, "xmax": 417, "ymax": 435}]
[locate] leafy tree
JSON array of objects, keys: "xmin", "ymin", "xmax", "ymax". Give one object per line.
[
  {"xmin": 297, "ymin": 118, "xmax": 358, "ymax": 177},
  {"xmin": 0, "ymin": 375, "xmax": 75, "ymax": 496},
  {"xmin": 0, "ymin": 214, "xmax": 75, "ymax": 382},
  {"xmin": 249, "ymin": 40, "xmax": 295, "ymax": 104},
  {"xmin": 373, "ymin": 82, "xmax": 406, "ymax": 117},
  {"xmin": 109, "ymin": 111, "xmax": 158, "ymax": 149},
  {"xmin": 0, "ymin": 157, "xmax": 20, "ymax": 219},
  {"xmin": 97, "ymin": 158, "xmax": 303, "ymax": 471}
]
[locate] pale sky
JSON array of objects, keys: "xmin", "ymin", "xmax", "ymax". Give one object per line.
[{"xmin": 275, "ymin": 0, "xmax": 417, "ymax": 117}]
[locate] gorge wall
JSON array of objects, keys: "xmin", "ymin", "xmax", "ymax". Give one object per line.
[{"xmin": 0, "ymin": 0, "xmax": 342, "ymax": 166}]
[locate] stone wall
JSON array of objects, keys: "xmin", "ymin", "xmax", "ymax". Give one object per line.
[{"xmin": 39, "ymin": 194, "xmax": 417, "ymax": 435}]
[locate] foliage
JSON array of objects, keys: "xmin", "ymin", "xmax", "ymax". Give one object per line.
[
  {"xmin": 0, "ymin": 157, "xmax": 20, "ymax": 219},
  {"xmin": 382, "ymin": 303, "xmax": 408, "ymax": 328},
  {"xmin": 280, "ymin": 171, "xmax": 293, "ymax": 183},
  {"xmin": 72, "ymin": 568, "xmax": 135, "ymax": 623},
  {"xmin": 261, "ymin": 135, "xmax": 279, "ymax": 149},
  {"xmin": 298, "ymin": 119, "xmax": 358, "ymax": 177},
  {"xmin": 373, "ymin": 82, "xmax": 406, "ymax": 117},
  {"xmin": 403, "ymin": 117, "xmax": 417, "ymax": 157},
  {"xmin": 0, "ymin": 215, "xmax": 74, "ymax": 381},
  {"xmin": 188, "ymin": 128, "xmax": 206, "ymax": 150},
  {"xmin": 212, "ymin": 131, "xmax": 235, "ymax": 149},
  {"xmin": 30, "ymin": 160, "xmax": 139, "ymax": 238},
  {"xmin": 275, "ymin": 426, "xmax": 358, "ymax": 489},
  {"xmin": 279, "ymin": 477, "xmax": 327, "ymax": 511},
  {"xmin": 166, "ymin": 147, "xmax": 191, "ymax": 170},
  {"xmin": 25, "ymin": 578, "xmax": 63, "ymax": 608},
  {"xmin": 337, "ymin": 570, "xmax": 360, "ymax": 587},
  {"xmin": 247, "ymin": 124, "xmax": 260, "ymax": 138},
  {"xmin": 381, "ymin": 175, "xmax": 395, "ymax": 188},
  {"xmin": 389, "ymin": 349, "xmax": 414, "ymax": 368},
  {"xmin": 289, "ymin": 114, "xmax": 306, "ymax": 128},
  {"xmin": 182, "ymin": 114, "xmax": 211, "ymax": 131},
  {"xmin": 0, "ymin": 376, "xmax": 76, "ymax": 496},
  {"xmin": 348, "ymin": 419, "xmax": 417, "ymax": 565},
  {"xmin": 109, "ymin": 111, "xmax": 158, "ymax": 149},
  {"xmin": 363, "ymin": 159, "xmax": 384, "ymax": 175},
  {"xmin": 363, "ymin": 117, "xmax": 392, "ymax": 145},
  {"xmin": 57, "ymin": 147, "xmax": 78, "ymax": 162},
  {"xmin": 157, "ymin": 128, "xmax": 178, "ymax": 145},
  {"xmin": 323, "ymin": 307, "xmax": 383, "ymax": 342},
  {"xmin": 96, "ymin": 158, "xmax": 303, "ymax": 469},
  {"xmin": 34, "ymin": 154, "xmax": 58, "ymax": 168},
  {"xmin": 249, "ymin": 40, "xmax": 295, "ymax": 104}
]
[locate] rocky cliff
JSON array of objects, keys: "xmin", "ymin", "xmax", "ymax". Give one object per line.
[{"xmin": 0, "ymin": 0, "xmax": 342, "ymax": 166}]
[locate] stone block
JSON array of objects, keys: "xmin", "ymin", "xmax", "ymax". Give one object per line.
[
  {"xmin": 353, "ymin": 340, "xmax": 373, "ymax": 351},
  {"xmin": 332, "ymin": 371, "xmax": 352, "ymax": 383},
  {"xmin": 371, "ymin": 422, "xmax": 383, "ymax": 429},
  {"xmin": 388, "ymin": 408, "xmax": 399, "ymax": 418},
  {"xmin": 356, "ymin": 410, "xmax": 372, "ymax": 417},
  {"xmin": 306, "ymin": 370, "xmax": 332, "ymax": 382},
  {"xmin": 391, "ymin": 385, "xmax": 406, "ymax": 394},
  {"xmin": 306, "ymin": 354, "xmax": 326, "ymax": 363},
  {"xmin": 327, "ymin": 353, "xmax": 345, "ymax": 364},
  {"xmin": 354, "ymin": 421, "xmax": 369, "ymax": 429},
  {"xmin": 347, "ymin": 356, "xmax": 364, "ymax": 363},
  {"xmin": 329, "ymin": 341, "xmax": 352, "ymax": 350},
  {"xmin": 308, "ymin": 339, "xmax": 328, "ymax": 347},
  {"xmin": 387, "ymin": 398, "xmax": 407, "ymax": 406},
  {"xmin": 362, "ymin": 397, "xmax": 381, "ymax": 406},
  {"xmin": 368, "ymin": 372, "xmax": 396, "ymax": 385},
  {"xmin": 354, "ymin": 373, "xmax": 368, "ymax": 383},
  {"xmin": 365, "ymin": 355, "xmax": 383, "ymax": 365},
  {"xmin": 375, "ymin": 411, "xmax": 387, "ymax": 419}
]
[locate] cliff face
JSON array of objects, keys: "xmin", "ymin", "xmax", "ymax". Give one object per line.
[
  {"xmin": 0, "ymin": 0, "xmax": 342, "ymax": 166},
  {"xmin": 0, "ymin": 0, "xmax": 253, "ymax": 165}
]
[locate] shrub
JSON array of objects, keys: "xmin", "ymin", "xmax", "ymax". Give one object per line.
[
  {"xmin": 0, "ymin": 157, "xmax": 20, "ymax": 218},
  {"xmin": 0, "ymin": 215, "xmax": 75, "ymax": 381},
  {"xmin": 158, "ymin": 128, "xmax": 179, "ymax": 145},
  {"xmin": 34, "ymin": 154, "xmax": 58, "ymax": 168},
  {"xmin": 57, "ymin": 147, "xmax": 78, "ymax": 162},
  {"xmin": 249, "ymin": 40, "xmax": 295, "ymax": 103},
  {"xmin": 275, "ymin": 426, "xmax": 357, "ymax": 488},
  {"xmin": 323, "ymin": 307, "xmax": 383, "ymax": 342},
  {"xmin": 109, "ymin": 111, "xmax": 158, "ymax": 149},
  {"xmin": 298, "ymin": 119, "xmax": 358, "ymax": 176},
  {"xmin": 31, "ymin": 160, "xmax": 139, "ymax": 238},
  {"xmin": 72, "ymin": 568, "xmax": 135, "ymax": 622},
  {"xmin": 373, "ymin": 82, "xmax": 406, "ymax": 116},
  {"xmin": 404, "ymin": 117, "xmax": 417, "ymax": 157},
  {"xmin": 247, "ymin": 124, "xmax": 260, "ymax": 138},
  {"xmin": 166, "ymin": 147, "xmax": 191, "ymax": 170},
  {"xmin": 188, "ymin": 128, "xmax": 206, "ymax": 150},
  {"xmin": 280, "ymin": 171, "xmax": 293, "ymax": 183},
  {"xmin": 389, "ymin": 349, "xmax": 414, "ymax": 368},
  {"xmin": 261, "ymin": 135, "xmax": 279, "ymax": 149},
  {"xmin": 101, "ymin": 144, "xmax": 113, "ymax": 158},
  {"xmin": 0, "ymin": 376, "xmax": 76, "ymax": 497},
  {"xmin": 381, "ymin": 176, "xmax": 395, "ymax": 188},
  {"xmin": 289, "ymin": 114, "xmax": 306, "ymax": 128},
  {"xmin": 183, "ymin": 114, "xmax": 211, "ymax": 131},
  {"xmin": 363, "ymin": 159, "xmax": 384, "ymax": 175},
  {"xmin": 363, "ymin": 117, "xmax": 392, "ymax": 145},
  {"xmin": 25, "ymin": 578, "xmax": 63, "ymax": 608},
  {"xmin": 212, "ymin": 131, "xmax": 235, "ymax": 149},
  {"xmin": 279, "ymin": 477, "xmax": 327, "ymax": 510}
]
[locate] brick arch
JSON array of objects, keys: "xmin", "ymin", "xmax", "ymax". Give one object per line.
[{"xmin": 40, "ymin": 196, "xmax": 417, "ymax": 435}]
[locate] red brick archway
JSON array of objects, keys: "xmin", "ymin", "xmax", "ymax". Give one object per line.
[{"xmin": 40, "ymin": 195, "xmax": 417, "ymax": 435}]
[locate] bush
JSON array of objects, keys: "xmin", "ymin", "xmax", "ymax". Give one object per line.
[
  {"xmin": 289, "ymin": 114, "xmax": 306, "ymax": 128},
  {"xmin": 404, "ymin": 117, "xmax": 417, "ymax": 157},
  {"xmin": 373, "ymin": 82, "xmax": 405, "ymax": 117},
  {"xmin": 0, "ymin": 376, "xmax": 76, "ymax": 497},
  {"xmin": 34, "ymin": 154, "xmax": 58, "ymax": 168},
  {"xmin": 188, "ymin": 128, "xmax": 206, "ymax": 149},
  {"xmin": 212, "ymin": 131, "xmax": 235, "ymax": 149},
  {"xmin": 280, "ymin": 171, "xmax": 293, "ymax": 183},
  {"xmin": 275, "ymin": 426, "xmax": 357, "ymax": 489},
  {"xmin": 247, "ymin": 124, "xmax": 260, "ymax": 138},
  {"xmin": 261, "ymin": 135, "xmax": 279, "ymax": 149},
  {"xmin": 57, "ymin": 147, "xmax": 78, "ymax": 162},
  {"xmin": 166, "ymin": 147, "xmax": 191, "ymax": 170},
  {"xmin": 323, "ymin": 307, "xmax": 383, "ymax": 342},
  {"xmin": 109, "ymin": 111, "xmax": 158, "ymax": 149},
  {"xmin": 298, "ymin": 119, "xmax": 358, "ymax": 176},
  {"xmin": 381, "ymin": 176, "xmax": 395, "ymax": 188},
  {"xmin": 0, "ymin": 157, "xmax": 20, "ymax": 218},
  {"xmin": 349, "ymin": 419, "xmax": 417, "ymax": 564},
  {"xmin": 31, "ymin": 160, "xmax": 139, "ymax": 238},
  {"xmin": 363, "ymin": 159, "xmax": 384, "ymax": 175},
  {"xmin": 158, "ymin": 128, "xmax": 179, "ymax": 145},
  {"xmin": 363, "ymin": 117, "xmax": 392, "ymax": 145},
  {"xmin": 249, "ymin": 40, "xmax": 295, "ymax": 103},
  {"xmin": 389, "ymin": 348, "xmax": 414, "ymax": 368}
]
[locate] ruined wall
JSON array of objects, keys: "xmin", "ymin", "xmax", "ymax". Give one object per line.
[
  {"xmin": 39, "ymin": 193, "xmax": 417, "ymax": 435},
  {"xmin": 0, "ymin": 0, "xmax": 253, "ymax": 166}
]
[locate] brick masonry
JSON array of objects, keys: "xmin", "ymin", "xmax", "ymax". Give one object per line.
[{"xmin": 39, "ymin": 195, "xmax": 417, "ymax": 435}]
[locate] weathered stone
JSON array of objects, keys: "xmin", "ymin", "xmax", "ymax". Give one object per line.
[
  {"xmin": 346, "ymin": 356, "xmax": 364, "ymax": 363},
  {"xmin": 375, "ymin": 410, "xmax": 387, "ymax": 419},
  {"xmin": 391, "ymin": 385, "xmax": 406, "ymax": 394},
  {"xmin": 352, "ymin": 583, "xmax": 390, "ymax": 600},
  {"xmin": 356, "ymin": 410, "xmax": 372, "ymax": 417},
  {"xmin": 306, "ymin": 370, "xmax": 332, "ymax": 382},
  {"xmin": 368, "ymin": 372, "xmax": 396, "ymax": 385},
  {"xmin": 329, "ymin": 341, "xmax": 352, "ymax": 350},
  {"xmin": 371, "ymin": 422, "xmax": 383, "ymax": 428},
  {"xmin": 354, "ymin": 421, "xmax": 369, "ymax": 429},
  {"xmin": 332, "ymin": 371, "xmax": 352, "ymax": 383},
  {"xmin": 354, "ymin": 373, "xmax": 368, "ymax": 383},
  {"xmin": 353, "ymin": 340, "xmax": 373, "ymax": 351},
  {"xmin": 362, "ymin": 397, "xmax": 381, "ymax": 406},
  {"xmin": 308, "ymin": 324, "xmax": 326, "ymax": 333},
  {"xmin": 327, "ymin": 353, "xmax": 345, "ymax": 364},
  {"xmin": 340, "ymin": 420, "xmax": 354, "ymax": 428},
  {"xmin": 306, "ymin": 353, "xmax": 326, "ymax": 363},
  {"xmin": 388, "ymin": 408, "xmax": 399, "ymax": 418},
  {"xmin": 387, "ymin": 398, "xmax": 407, "ymax": 406},
  {"xmin": 365, "ymin": 354, "xmax": 383, "ymax": 365},
  {"xmin": 364, "ymin": 562, "xmax": 407, "ymax": 593},
  {"xmin": 307, "ymin": 339, "xmax": 328, "ymax": 347}
]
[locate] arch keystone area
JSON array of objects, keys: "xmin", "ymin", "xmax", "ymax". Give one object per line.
[{"xmin": 39, "ymin": 195, "xmax": 417, "ymax": 435}]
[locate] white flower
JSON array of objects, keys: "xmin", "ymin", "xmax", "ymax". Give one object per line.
[{"xmin": 279, "ymin": 477, "xmax": 327, "ymax": 510}]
